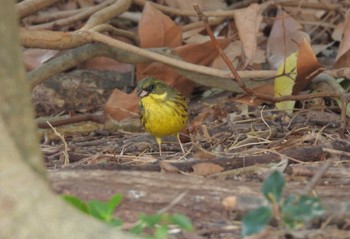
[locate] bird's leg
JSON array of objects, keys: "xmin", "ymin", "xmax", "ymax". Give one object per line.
[
  {"xmin": 176, "ymin": 133, "xmax": 185, "ymax": 154},
  {"xmin": 156, "ymin": 137, "xmax": 162, "ymax": 156}
]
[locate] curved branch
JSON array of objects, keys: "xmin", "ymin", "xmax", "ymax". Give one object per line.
[
  {"xmin": 81, "ymin": 0, "xmax": 132, "ymax": 30},
  {"xmin": 28, "ymin": 0, "xmax": 115, "ymax": 30},
  {"xmin": 16, "ymin": 0, "xmax": 60, "ymax": 18}
]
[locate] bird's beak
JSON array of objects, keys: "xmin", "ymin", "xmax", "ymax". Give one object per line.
[{"xmin": 137, "ymin": 89, "xmax": 148, "ymax": 98}]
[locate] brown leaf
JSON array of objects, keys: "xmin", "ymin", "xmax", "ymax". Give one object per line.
[
  {"xmin": 293, "ymin": 38, "xmax": 323, "ymax": 94},
  {"xmin": 139, "ymin": 38, "xmax": 231, "ymax": 96},
  {"xmin": 159, "ymin": 160, "xmax": 180, "ymax": 174},
  {"xmin": 233, "ymin": 84, "xmax": 274, "ymax": 106},
  {"xmin": 164, "ymin": 0, "xmax": 226, "ymax": 11},
  {"xmin": 192, "ymin": 162, "xmax": 224, "ymax": 176},
  {"xmin": 222, "ymin": 196, "xmax": 237, "ymax": 210},
  {"xmin": 104, "ymin": 89, "xmax": 138, "ymax": 121},
  {"xmin": 233, "ymin": 3, "xmax": 262, "ymax": 68},
  {"xmin": 138, "ymin": 2, "xmax": 182, "ymax": 48},
  {"xmin": 334, "ymin": 9, "xmax": 350, "ymax": 68},
  {"xmin": 80, "ymin": 56, "xmax": 132, "ymax": 72},
  {"xmin": 23, "ymin": 49, "xmax": 58, "ymax": 71},
  {"xmin": 267, "ymin": 10, "xmax": 309, "ymax": 69}
]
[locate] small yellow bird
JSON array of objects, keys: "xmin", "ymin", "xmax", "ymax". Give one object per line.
[{"xmin": 137, "ymin": 77, "xmax": 189, "ymax": 155}]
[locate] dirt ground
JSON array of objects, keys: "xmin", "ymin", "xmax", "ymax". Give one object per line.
[{"xmin": 36, "ymin": 71, "xmax": 350, "ymax": 239}]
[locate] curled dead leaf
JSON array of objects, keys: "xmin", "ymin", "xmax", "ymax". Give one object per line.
[{"xmin": 192, "ymin": 162, "xmax": 224, "ymax": 176}]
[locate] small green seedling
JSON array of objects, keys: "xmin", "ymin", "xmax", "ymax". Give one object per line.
[
  {"xmin": 241, "ymin": 171, "xmax": 324, "ymax": 236},
  {"xmin": 63, "ymin": 193, "xmax": 122, "ymax": 226},
  {"xmin": 63, "ymin": 193, "xmax": 193, "ymax": 239}
]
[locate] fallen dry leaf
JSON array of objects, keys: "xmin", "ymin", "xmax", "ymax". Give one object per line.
[
  {"xmin": 104, "ymin": 89, "xmax": 138, "ymax": 121},
  {"xmin": 192, "ymin": 162, "xmax": 224, "ymax": 176},
  {"xmin": 293, "ymin": 38, "xmax": 323, "ymax": 94},
  {"xmin": 140, "ymin": 38, "xmax": 231, "ymax": 96},
  {"xmin": 80, "ymin": 56, "xmax": 132, "ymax": 72},
  {"xmin": 138, "ymin": 2, "xmax": 182, "ymax": 48},
  {"xmin": 233, "ymin": 3, "xmax": 262, "ymax": 68},
  {"xmin": 159, "ymin": 160, "xmax": 180, "ymax": 173},
  {"xmin": 334, "ymin": 9, "xmax": 350, "ymax": 68},
  {"xmin": 266, "ymin": 10, "xmax": 309, "ymax": 69},
  {"xmin": 233, "ymin": 84, "xmax": 274, "ymax": 106},
  {"xmin": 23, "ymin": 48, "xmax": 58, "ymax": 71}
]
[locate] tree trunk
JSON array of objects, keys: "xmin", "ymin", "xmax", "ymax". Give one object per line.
[{"xmin": 0, "ymin": 1, "xmax": 137, "ymax": 238}]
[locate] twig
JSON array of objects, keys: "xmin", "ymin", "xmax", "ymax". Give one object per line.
[
  {"xmin": 133, "ymin": 0, "xmax": 256, "ymax": 17},
  {"xmin": 46, "ymin": 121, "xmax": 69, "ymax": 165},
  {"xmin": 157, "ymin": 191, "xmax": 188, "ymax": 214},
  {"xmin": 302, "ymin": 160, "xmax": 332, "ymax": 195},
  {"xmin": 90, "ymin": 24, "xmax": 138, "ymax": 44},
  {"xmin": 81, "ymin": 0, "xmax": 132, "ymax": 30},
  {"xmin": 28, "ymin": 0, "xmax": 115, "ymax": 30},
  {"xmin": 37, "ymin": 114, "xmax": 104, "ymax": 129}
]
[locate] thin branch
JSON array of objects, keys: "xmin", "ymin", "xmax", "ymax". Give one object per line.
[
  {"xmin": 28, "ymin": 0, "xmax": 115, "ymax": 30},
  {"xmin": 81, "ymin": 0, "xmax": 132, "ymax": 30},
  {"xmin": 16, "ymin": 0, "xmax": 60, "ymax": 18}
]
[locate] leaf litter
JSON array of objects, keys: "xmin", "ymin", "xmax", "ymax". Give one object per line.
[{"xmin": 23, "ymin": 0, "xmax": 350, "ymax": 238}]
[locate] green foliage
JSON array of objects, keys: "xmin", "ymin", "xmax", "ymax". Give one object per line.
[
  {"xmin": 262, "ymin": 170, "xmax": 285, "ymax": 203},
  {"xmin": 63, "ymin": 193, "xmax": 123, "ymax": 225},
  {"xmin": 130, "ymin": 213, "xmax": 193, "ymax": 239},
  {"xmin": 242, "ymin": 206, "xmax": 272, "ymax": 236},
  {"xmin": 282, "ymin": 195, "xmax": 324, "ymax": 229},
  {"xmin": 241, "ymin": 170, "xmax": 324, "ymax": 236},
  {"xmin": 63, "ymin": 193, "xmax": 193, "ymax": 239}
]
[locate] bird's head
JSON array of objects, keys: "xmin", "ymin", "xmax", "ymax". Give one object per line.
[{"xmin": 137, "ymin": 77, "xmax": 174, "ymax": 99}]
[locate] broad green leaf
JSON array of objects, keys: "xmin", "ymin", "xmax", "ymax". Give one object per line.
[
  {"xmin": 88, "ymin": 200, "xmax": 110, "ymax": 221},
  {"xmin": 62, "ymin": 195, "xmax": 89, "ymax": 214},
  {"xmin": 262, "ymin": 171, "xmax": 285, "ymax": 203},
  {"xmin": 110, "ymin": 218, "xmax": 123, "ymax": 227},
  {"xmin": 139, "ymin": 213, "xmax": 162, "ymax": 227},
  {"xmin": 241, "ymin": 206, "xmax": 272, "ymax": 236},
  {"xmin": 274, "ymin": 52, "xmax": 297, "ymax": 114},
  {"xmin": 154, "ymin": 225, "xmax": 169, "ymax": 239},
  {"xmin": 107, "ymin": 194, "xmax": 122, "ymax": 216},
  {"xmin": 129, "ymin": 222, "xmax": 146, "ymax": 234},
  {"xmin": 282, "ymin": 195, "xmax": 324, "ymax": 229},
  {"xmin": 169, "ymin": 214, "xmax": 193, "ymax": 231}
]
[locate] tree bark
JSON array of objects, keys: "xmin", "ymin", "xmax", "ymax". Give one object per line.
[{"xmin": 0, "ymin": 1, "xmax": 137, "ymax": 238}]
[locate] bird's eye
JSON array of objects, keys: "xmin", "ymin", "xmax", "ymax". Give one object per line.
[{"xmin": 147, "ymin": 84, "xmax": 155, "ymax": 92}]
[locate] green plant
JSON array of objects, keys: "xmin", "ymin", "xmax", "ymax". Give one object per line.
[
  {"xmin": 63, "ymin": 193, "xmax": 123, "ymax": 226},
  {"xmin": 241, "ymin": 171, "xmax": 324, "ymax": 236},
  {"xmin": 63, "ymin": 193, "xmax": 193, "ymax": 239},
  {"xmin": 130, "ymin": 213, "xmax": 193, "ymax": 239}
]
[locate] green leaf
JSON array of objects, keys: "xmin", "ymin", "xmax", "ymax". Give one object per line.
[
  {"xmin": 62, "ymin": 195, "xmax": 89, "ymax": 214},
  {"xmin": 262, "ymin": 170, "xmax": 285, "ymax": 203},
  {"xmin": 282, "ymin": 195, "xmax": 324, "ymax": 229},
  {"xmin": 169, "ymin": 214, "xmax": 193, "ymax": 231},
  {"xmin": 107, "ymin": 194, "xmax": 122, "ymax": 216},
  {"xmin": 87, "ymin": 200, "xmax": 111, "ymax": 221},
  {"xmin": 139, "ymin": 213, "xmax": 162, "ymax": 227},
  {"xmin": 110, "ymin": 218, "xmax": 123, "ymax": 227},
  {"xmin": 242, "ymin": 206, "xmax": 272, "ymax": 236},
  {"xmin": 129, "ymin": 222, "xmax": 146, "ymax": 234},
  {"xmin": 154, "ymin": 225, "xmax": 169, "ymax": 239}
]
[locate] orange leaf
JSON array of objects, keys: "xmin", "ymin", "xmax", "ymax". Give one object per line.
[
  {"xmin": 139, "ymin": 38, "xmax": 231, "ymax": 96},
  {"xmin": 104, "ymin": 89, "xmax": 138, "ymax": 121},
  {"xmin": 192, "ymin": 163, "xmax": 224, "ymax": 176},
  {"xmin": 293, "ymin": 38, "xmax": 323, "ymax": 94},
  {"xmin": 138, "ymin": 2, "xmax": 182, "ymax": 48}
]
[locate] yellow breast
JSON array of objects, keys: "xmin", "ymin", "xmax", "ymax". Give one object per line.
[{"xmin": 140, "ymin": 92, "xmax": 188, "ymax": 138}]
